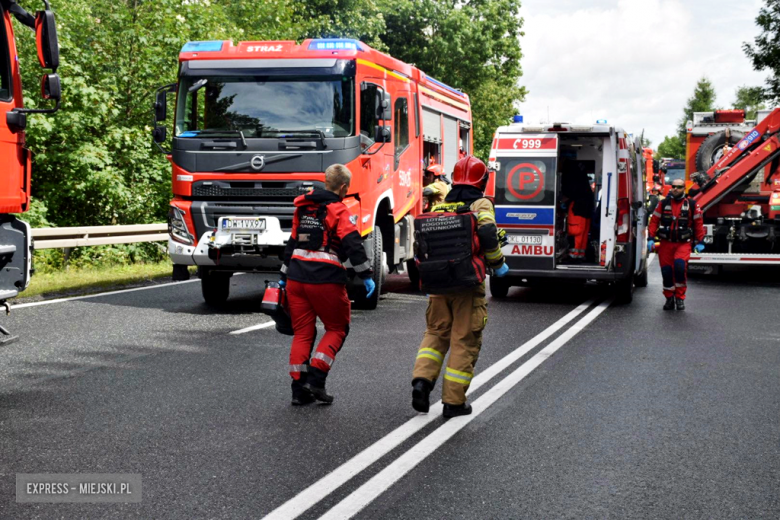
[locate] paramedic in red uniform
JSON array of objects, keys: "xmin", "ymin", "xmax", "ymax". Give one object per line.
[
  {"xmin": 280, "ymin": 164, "xmax": 376, "ymax": 405},
  {"xmin": 647, "ymin": 179, "xmax": 706, "ymax": 311},
  {"xmin": 561, "ymin": 164, "xmax": 594, "ymax": 262}
]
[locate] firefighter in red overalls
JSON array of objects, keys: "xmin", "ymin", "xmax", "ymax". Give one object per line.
[
  {"xmin": 647, "ymin": 180, "xmax": 706, "ymax": 310},
  {"xmin": 280, "ymin": 164, "xmax": 375, "ymax": 405}
]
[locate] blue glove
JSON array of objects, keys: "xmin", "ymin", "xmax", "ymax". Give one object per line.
[
  {"xmin": 363, "ymin": 277, "xmax": 376, "ymax": 298},
  {"xmin": 647, "ymin": 239, "xmax": 655, "ymax": 253},
  {"xmin": 493, "ymin": 263, "xmax": 509, "ymax": 277},
  {"xmin": 277, "ymin": 279, "xmax": 286, "ymax": 288},
  {"xmin": 694, "ymin": 243, "xmax": 705, "ymax": 253}
]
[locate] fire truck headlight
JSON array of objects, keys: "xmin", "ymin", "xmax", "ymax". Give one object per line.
[{"xmin": 168, "ymin": 206, "xmax": 194, "ymax": 245}]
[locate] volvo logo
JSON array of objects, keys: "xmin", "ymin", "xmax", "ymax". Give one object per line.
[{"xmin": 250, "ymin": 155, "xmax": 265, "ymax": 171}]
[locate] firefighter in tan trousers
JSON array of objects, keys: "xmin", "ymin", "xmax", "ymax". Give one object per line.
[{"xmin": 411, "ymin": 156, "xmax": 509, "ymax": 418}]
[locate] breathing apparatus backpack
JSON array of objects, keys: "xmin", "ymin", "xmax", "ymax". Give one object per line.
[
  {"xmin": 295, "ymin": 203, "xmax": 333, "ymax": 252},
  {"xmin": 413, "ymin": 202, "xmax": 486, "ymax": 294}
]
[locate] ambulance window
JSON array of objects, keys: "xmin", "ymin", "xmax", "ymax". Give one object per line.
[
  {"xmin": 360, "ymin": 83, "xmax": 380, "ymax": 145},
  {"xmin": 493, "ymin": 157, "xmax": 556, "ymax": 206},
  {"xmin": 394, "ymin": 97, "xmax": 409, "ymax": 158},
  {"xmin": 0, "ymin": 8, "xmax": 12, "ymax": 101}
]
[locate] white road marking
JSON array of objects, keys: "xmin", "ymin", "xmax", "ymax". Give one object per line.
[
  {"xmin": 230, "ymin": 321, "xmax": 275, "ymax": 335},
  {"xmin": 262, "ymin": 299, "xmax": 595, "ymax": 520},
  {"xmin": 319, "ymin": 299, "xmax": 614, "ymax": 520},
  {"xmin": 12, "ymin": 278, "xmax": 200, "ymax": 309}
]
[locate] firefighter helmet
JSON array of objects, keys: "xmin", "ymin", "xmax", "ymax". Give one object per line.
[
  {"xmin": 424, "ymin": 164, "xmax": 445, "ymax": 177},
  {"xmin": 452, "ymin": 156, "xmax": 488, "ymax": 187}
]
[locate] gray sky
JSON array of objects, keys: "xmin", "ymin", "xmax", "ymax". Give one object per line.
[{"xmin": 517, "ymin": 0, "xmax": 771, "ymax": 147}]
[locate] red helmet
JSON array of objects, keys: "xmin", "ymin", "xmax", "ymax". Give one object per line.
[
  {"xmin": 452, "ymin": 155, "xmax": 488, "ymax": 187},
  {"xmin": 424, "ymin": 164, "xmax": 444, "ymax": 177}
]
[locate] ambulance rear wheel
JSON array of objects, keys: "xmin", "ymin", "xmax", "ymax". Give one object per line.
[
  {"xmin": 489, "ymin": 276, "xmax": 510, "ymax": 298},
  {"xmin": 353, "ymin": 231, "xmax": 384, "ymax": 310},
  {"xmin": 615, "ymin": 272, "xmax": 634, "ymax": 304},
  {"xmin": 634, "ymin": 264, "xmax": 649, "ymax": 288},
  {"xmin": 200, "ymin": 269, "xmax": 231, "ymax": 306}
]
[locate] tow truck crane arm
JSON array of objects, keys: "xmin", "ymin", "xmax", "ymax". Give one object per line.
[{"xmin": 692, "ymin": 107, "xmax": 780, "ymax": 212}]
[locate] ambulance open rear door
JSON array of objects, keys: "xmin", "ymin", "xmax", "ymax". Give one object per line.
[{"xmin": 491, "ymin": 134, "xmax": 559, "ymax": 272}]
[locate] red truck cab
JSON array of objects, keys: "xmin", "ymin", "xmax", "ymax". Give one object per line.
[{"xmin": 153, "ymin": 39, "xmax": 472, "ymax": 309}]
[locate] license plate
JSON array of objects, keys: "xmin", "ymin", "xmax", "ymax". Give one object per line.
[
  {"xmin": 507, "ymin": 234, "xmax": 542, "ymax": 245},
  {"xmin": 221, "ymin": 218, "xmax": 266, "ymax": 231}
]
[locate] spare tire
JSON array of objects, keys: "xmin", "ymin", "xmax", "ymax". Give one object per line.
[{"xmin": 695, "ymin": 130, "xmax": 744, "ymax": 172}]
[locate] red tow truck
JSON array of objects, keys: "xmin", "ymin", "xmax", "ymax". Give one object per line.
[
  {"xmin": 687, "ymin": 107, "xmax": 780, "ymax": 268},
  {"xmin": 0, "ymin": 0, "xmax": 60, "ymax": 342},
  {"xmin": 153, "ymin": 38, "xmax": 472, "ymax": 309}
]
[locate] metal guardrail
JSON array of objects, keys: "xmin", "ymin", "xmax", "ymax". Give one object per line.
[{"xmin": 32, "ymin": 224, "xmax": 168, "ymax": 250}]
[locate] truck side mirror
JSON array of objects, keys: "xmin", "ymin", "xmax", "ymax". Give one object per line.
[
  {"xmin": 154, "ymin": 90, "xmax": 167, "ymax": 123},
  {"xmin": 374, "ymin": 125, "xmax": 391, "ymax": 143},
  {"xmin": 376, "ymin": 90, "xmax": 392, "ymax": 121},
  {"xmin": 40, "ymin": 73, "xmax": 60, "ymax": 101},
  {"xmin": 152, "ymin": 126, "xmax": 167, "ymax": 143},
  {"xmin": 35, "ymin": 9, "xmax": 59, "ymax": 71}
]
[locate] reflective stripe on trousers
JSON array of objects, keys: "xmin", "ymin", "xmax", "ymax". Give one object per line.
[
  {"xmin": 444, "ymin": 367, "xmax": 473, "ymax": 385},
  {"xmin": 312, "ymin": 351, "xmax": 335, "ymax": 367}
]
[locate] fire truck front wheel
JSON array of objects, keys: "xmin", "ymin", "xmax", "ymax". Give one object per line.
[
  {"xmin": 352, "ymin": 231, "xmax": 384, "ymax": 310},
  {"xmin": 200, "ymin": 267, "xmax": 231, "ymax": 307},
  {"xmin": 695, "ymin": 130, "xmax": 745, "ymax": 172}
]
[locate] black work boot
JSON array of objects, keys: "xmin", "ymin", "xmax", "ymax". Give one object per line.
[
  {"xmin": 303, "ymin": 366, "xmax": 334, "ymax": 404},
  {"xmin": 443, "ymin": 403, "xmax": 472, "ymax": 419},
  {"xmin": 411, "ymin": 378, "xmax": 433, "ymax": 413},
  {"xmin": 675, "ymin": 297, "xmax": 685, "ymax": 311},
  {"xmin": 291, "ymin": 376, "xmax": 315, "ymax": 406},
  {"xmin": 663, "ymin": 297, "xmax": 675, "ymax": 310}
]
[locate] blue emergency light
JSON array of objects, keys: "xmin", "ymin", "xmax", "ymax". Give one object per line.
[
  {"xmin": 513, "ymin": 115, "xmax": 524, "ymax": 123},
  {"xmin": 596, "ymin": 119, "xmax": 608, "ymax": 124},
  {"xmin": 181, "ymin": 41, "xmax": 224, "ymax": 53},
  {"xmin": 308, "ymin": 39, "xmax": 362, "ymax": 51}
]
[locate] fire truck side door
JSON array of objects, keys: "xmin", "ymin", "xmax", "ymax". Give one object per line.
[{"xmin": 391, "ymin": 88, "xmax": 417, "ymax": 221}]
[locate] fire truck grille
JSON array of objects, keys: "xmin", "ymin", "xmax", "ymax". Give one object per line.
[{"xmin": 192, "ymin": 185, "xmax": 308, "ymax": 199}]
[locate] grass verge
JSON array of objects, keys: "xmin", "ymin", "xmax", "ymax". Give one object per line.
[{"xmin": 16, "ymin": 261, "xmax": 197, "ymax": 302}]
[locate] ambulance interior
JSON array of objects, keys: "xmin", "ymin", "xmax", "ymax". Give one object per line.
[{"xmin": 555, "ymin": 135, "xmax": 606, "ymax": 266}]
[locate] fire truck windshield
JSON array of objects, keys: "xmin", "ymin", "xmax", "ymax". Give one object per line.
[
  {"xmin": 175, "ymin": 75, "xmax": 354, "ymax": 139},
  {"xmin": 665, "ymin": 167, "xmax": 685, "ymax": 183}
]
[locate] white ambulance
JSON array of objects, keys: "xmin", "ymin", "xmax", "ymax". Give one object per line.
[{"xmin": 486, "ymin": 119, "xmax": 649, "ymax": 303}]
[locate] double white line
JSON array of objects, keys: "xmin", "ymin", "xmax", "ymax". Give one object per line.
[{"xmin": 265, "ymin": 298, "xmax": 613, "ymax": 519}]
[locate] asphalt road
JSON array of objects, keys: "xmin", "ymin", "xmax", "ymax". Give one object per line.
[{"xmin": 1, "ymin": 262, "xmax": 779, "ymax": 519}]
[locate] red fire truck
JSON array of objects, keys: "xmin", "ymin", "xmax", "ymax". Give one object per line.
[
  {"xmin": 686, "ymin": 108, "xmax": 780, "ymax": 269},
  {"xmin": 153, "ymin": 39, "xmax": 472, "ymax": 309},
  {"xmin": 643, "ymin": 147, "xmax": 661, "ymax": 193},
  {"xmin": 0, "ymin": 0, "xmax": 60, "ymax": 341}
]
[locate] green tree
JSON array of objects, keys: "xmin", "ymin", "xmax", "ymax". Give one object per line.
[
  {"xmin": 14, "ymin": 0, "xmax": 254, "ymax": 227},
  {"xmin": 743, "ymin": 0, "xmax": 780, "ymax": 105},
  {"xmin": 656, "ymin": 135, "xmax": 684, "ymax": 159},
  {"xmin": 733, "ymin": 85, "xmax": 767, "ymax": 120},
  {"xmin": 656, "ymin": 77, "xmax": 717, "ymax": 160}
]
